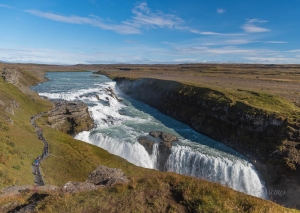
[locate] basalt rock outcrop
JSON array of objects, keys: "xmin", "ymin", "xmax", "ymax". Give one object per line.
[
  {"xmin": 138, "ymin": 131, "xmax": 178, "ymax": 171},
  {"xmin": 48, "ymin": 100, "xmax": 94, "ymax": 136},
  {"xmin": 1, "ymin": 68, "xmax": 19, "ymax": 85},
  {"xmin": 116, "ymin": 77, "xmax": 300, "ymax": 209}
]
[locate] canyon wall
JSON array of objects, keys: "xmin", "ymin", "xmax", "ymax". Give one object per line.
[{"xmin": 115, "ymin": 77, "xmax": 300, "ymax": 208}]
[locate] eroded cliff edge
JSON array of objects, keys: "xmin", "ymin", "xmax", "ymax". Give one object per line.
[{"xmin": 115, "ymin": 77, "xmax": 300, "ymax": 208}]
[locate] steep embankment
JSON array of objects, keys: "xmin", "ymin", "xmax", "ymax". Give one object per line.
[
  {"xmin": 0, "ymin": 67, "xmax": 53, "ymax": 188},
  {"xmin": 114, "ymin": 77, "xmax": 300, "ymax": 208}
]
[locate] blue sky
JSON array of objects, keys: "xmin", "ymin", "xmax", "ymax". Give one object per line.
[{"xmin": 1, "ymin": 0, "xmax": 300, "ymax": 64}]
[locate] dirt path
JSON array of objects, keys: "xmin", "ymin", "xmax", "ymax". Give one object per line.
[{"xmin": 30, "ymin": 112, "xmax": 49, "ymax": 186}]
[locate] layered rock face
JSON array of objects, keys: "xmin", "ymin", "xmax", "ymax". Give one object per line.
[
  {"xmin": 1, "ymin": 68, "xmax": 19, "ymax": 85},
  {"xmin": 48, "ymin": 100, "xmax": 94, "ymax": 136},
  {"xmin": 116, "ymin": 77, "xmax": 300, "ymax": 208},
  {"xmin": 1, "ymin": 68, "xmax": 21, "ymax": 124},
  {"xmin": 138, "ymin": 131, "xmax": 178, "ymax": 171}
]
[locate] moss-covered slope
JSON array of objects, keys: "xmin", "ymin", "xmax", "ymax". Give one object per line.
[{"xmin": 0, "ymin": 70, "xmax": 53, "ymax": 187}]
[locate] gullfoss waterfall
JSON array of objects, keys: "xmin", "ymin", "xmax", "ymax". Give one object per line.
[{"xmin": 32, "ymin": 72, "xmax": 267, "ymax": 199}]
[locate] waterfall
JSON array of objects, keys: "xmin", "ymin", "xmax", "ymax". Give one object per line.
[
  {"xmin": 33, "ymin": 72, "xmax": 267, "ymax": 200},
  {"xmin": 165, "ymin": 145, "xmax": 267, "ymax": 198}
]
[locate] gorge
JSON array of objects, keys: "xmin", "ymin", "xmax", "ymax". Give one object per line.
[{"xmin": 32, "ymin": 71, "xmax": 267, "ymax": 199}]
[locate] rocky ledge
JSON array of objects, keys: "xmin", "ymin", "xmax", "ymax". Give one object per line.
[
  {"xmin": 62, "ymin": 165, "xmax": 129, "ymax": 193},
  {"xmin": 0, "ymin": 165, "xmax": 129, "ymax": 212},
  {"xmin": 1, "ymin": 68, "xmax": 19, "ymax": 85},
  {"xmin": 138, "ymin": 131, "xmax": 178, "ymax": 171},
  {"xmin": 48, "ymin": 100, "xmax": 94, "ymax": 136}
]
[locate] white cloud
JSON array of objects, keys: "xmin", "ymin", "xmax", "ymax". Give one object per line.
[
  {"xmin": 245, "ymin": 56, "xmax": 299, "ymax": 63},
  {"xmin": 225, "ymin": 39, "xmax": 254, "ymax": 44},
  {"xmin": 25, "ymin": 2, "xmax": 184, "ymax": 34},
  {"xmin": 25, "ymin": 10, "xmax": 141, "ymax": 34},
  {"xmin": 241, "ymin": 19, "xmax": 270, "ymax": 33},
  {"xmin": 1, "ymin": 44, "xmax": 299, "ymax": 64},
  {"xmin": 0, "ymin": 4, "xmax": 13, "ymax": 9},
  {"xmin": 130, "ymin": 2, "xmax": 184, "ymax": 29},
  {"xmin": 287, "ymin": 49, "xmax": 300, "ymax": 53},
  {"xmin": 265, "ymin": 41, "xmax": 288, "ymax": 44},
  {"xmin": 190, "ymin": 30, "xmax": 220, "ymax": 35},
  {"xmin": 217, "ymin": 8, "xmax": 226, "ymax": 14},
  {"xmin": 176, "ymin": 46, "xmax": 259, "ymax": 55}
]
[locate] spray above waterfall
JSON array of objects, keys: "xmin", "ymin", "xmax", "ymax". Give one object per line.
[{"xmin": 31, "ymin": 71, "xmax": 267, "ymax": 199}]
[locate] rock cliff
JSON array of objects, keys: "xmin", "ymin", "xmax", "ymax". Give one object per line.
[
  {"xmin": 138, "ymin": 131, "xmax": 178, "ymax": 170},
  {"xmin": 1, "ymin": 68, "xmax": 19, "ymax": 85},
  {"xmin": 48, "ymin": 100, "xmax": 94, "ymax": 136},
  {"xmin": 115, "ymin": 77, "xmax": 300, "ymax": 208}
]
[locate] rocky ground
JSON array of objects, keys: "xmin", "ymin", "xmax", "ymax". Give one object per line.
[{"xmin": 0, "ymin": 165, "xmax": 129, "ymax": 212}]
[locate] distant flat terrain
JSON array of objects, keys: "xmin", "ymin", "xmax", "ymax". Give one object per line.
[
  {"xmin": 95, "ymin": 64, "xmax": 300, "ymax": 107},
  {"xmin": 1, "ymin": 62, "xmax": 300, "ymax": 106}
]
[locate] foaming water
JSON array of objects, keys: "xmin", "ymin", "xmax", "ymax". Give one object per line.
[{"xmin": 31, "ymin": 72, "xmax": 267, "ymax": 199}]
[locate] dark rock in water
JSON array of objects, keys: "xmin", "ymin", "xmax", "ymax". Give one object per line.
[
  {"xmin": 138, "ymin": 131, "xmax": 178, "ymax": 171},
  {"xmin": 138, "ymin": 136, "xmax": 155, "ymax": 155},
  {"xmin": 105, "ymin": 87, "xmax": 122, "ymax": 102},
  {"xmin": 149, "ymin": 131, "xmax": 178, "ymax": 149},
  {"xmin": 102, "ymin": 115, "xmax": 115, "ymax": 125},
  {"xmin": 118, "ymin": 109, "xmax": 126, "ymax": 115},
  {"xmin": 149, "ymin": 131, "xmax": 178, "ymax": 142},
  {"xmin": 48, "ymin": 100, "xmax": 94, "ymax": 136},
  {"xmin": 86, "ymin": 165, "xmax": 129, "ymax": 186}
]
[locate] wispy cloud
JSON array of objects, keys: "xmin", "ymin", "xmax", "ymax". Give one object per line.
[
  {"xmin": 190, "ymin": 29, "xmax": 245, "ymax": 37},
  {"xmin": 217, "ymin": 8, "xmax": 226, "ymax": 14},
  {"xmin": 225, "ymin": 39, "xmax": 254, "ymax": 44},
  {"xmin": 265, "ymin": 41, "xmax": 288, "ymax": 44},
  {"xmin": 175, "ymin": 46, "xmax": 259, "ymax": 55},
  {"xmin": 241, "ymin": 19, "xmax": 270, "ymax": 33},
  {"xmin": 0, "ymin": 4, "xmax": 14, "ymax": 9},
  {"xmin": 25, "ymin": 2, "xmax": 184, "ymax": 34},
  {"xmin": 130, "ymin": 2, "xmax": 184, "ymax": 29},
  {"xmin": 25, "ymin": 10, "xmax": 141, "ymax": 34},
  {"xmin": 190, "ymin": 30, "xmax": 221, "ymax": 35},
  {"xmin": 1, "ymin": 43, "xmax": 299, "ymax": 64}
]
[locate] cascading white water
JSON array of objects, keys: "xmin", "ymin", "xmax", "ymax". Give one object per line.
[
  {"xmin": 166, "ymin": 145, "xmax": 266, "ymax": 198},
  {"xmin": 32, "ymin": 72, "xmax": 267, "ymax": 199},
  {"xmin": 76, "ymin": 131, "xmax": 156, "ymax": 168}
]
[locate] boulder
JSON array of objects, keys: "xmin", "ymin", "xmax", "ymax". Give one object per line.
[
  {"xmin": 62, "ymin": 181, "xmax": 103, "ymax": 193},
  {"xmin": 86, "ymin": 165, "xmax": 129, "ymax": 186}
]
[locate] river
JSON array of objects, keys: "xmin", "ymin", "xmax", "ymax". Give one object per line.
[{"xmin": 31, "ymin": 71, "xmax": 267, "ymax": 199}]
